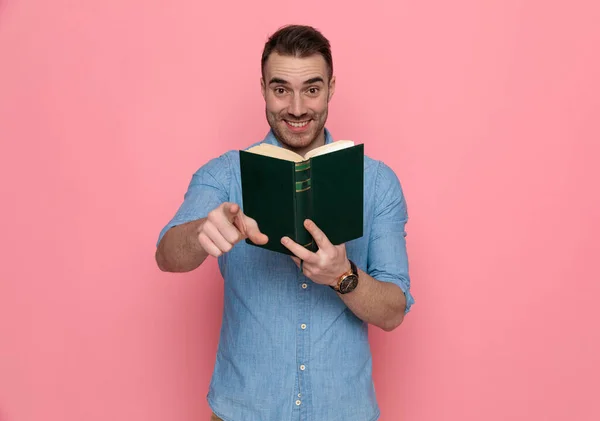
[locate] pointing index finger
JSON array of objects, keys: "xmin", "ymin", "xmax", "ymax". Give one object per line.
[{"xmin": 223, "ymin": 202, "xmax": 240, "ymax": 220}]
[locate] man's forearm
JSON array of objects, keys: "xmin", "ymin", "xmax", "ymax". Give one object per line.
[
  {"xmin": 338, "ymin": 268, "xmax": 407, "ymax": 332},
  {"xmin": 155, "ymin": 219, "xmax": 209, "ymax": 272}
]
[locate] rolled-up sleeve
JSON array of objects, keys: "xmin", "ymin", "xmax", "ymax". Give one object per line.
[
  {"xmin": 367, "ymin": 162, "xmax": 415, "ymax": 314},
  {"xmin": 156, "ymin": 153, "xmax": 231, "ymax": 247}
]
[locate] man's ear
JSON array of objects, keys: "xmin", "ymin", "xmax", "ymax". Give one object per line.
[
  {"xmin": 328, "ymin": 75, "xmax": 336, "ymax": 102},
  {"xmin": 261, "ymin": 77, "xmax": 266, "ymax": 100}
]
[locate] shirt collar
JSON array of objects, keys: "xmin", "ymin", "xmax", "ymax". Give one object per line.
[{"xmin": 262, "ymin": 127, "xmax": 334, "ymax": 147}]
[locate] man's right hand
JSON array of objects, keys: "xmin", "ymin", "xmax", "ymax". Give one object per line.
[{"xmin": 198, "ymin": 202, "xmax": 268, "ymax": 257}]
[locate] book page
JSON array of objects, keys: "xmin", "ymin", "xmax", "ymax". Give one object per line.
[
  {"xmin": 245, "ymin": 143, "xmax": 305, "ymax": 162},
  {"xmin": 304, "ymin": 140, "xmax": 355, "ymax": 159}
]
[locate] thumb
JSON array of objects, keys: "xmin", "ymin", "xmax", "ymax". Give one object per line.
[{"xmin": 240, "ymin": 213, "xmax": 269, "ymax": 245}]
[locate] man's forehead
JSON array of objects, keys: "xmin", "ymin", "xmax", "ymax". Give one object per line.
[{"xmin": 264, "ymin": 52, "xmax": 327, "ymax": 80}]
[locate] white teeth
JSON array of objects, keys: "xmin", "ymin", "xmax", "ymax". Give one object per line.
[{"xmin": 287, "ymin": 121, "xmax": 309, "ymax": 128}]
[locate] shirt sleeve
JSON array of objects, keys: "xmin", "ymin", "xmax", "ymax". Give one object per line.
[
  {"xmin": 366, "ymin": 161, "xmax": 415, "ymax": 314},
  {"xmin": 156, "ymin": 153, "xmax": 232, "ymax": 247}
]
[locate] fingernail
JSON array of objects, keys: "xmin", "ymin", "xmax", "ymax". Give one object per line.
[{"xmin": 281, "ymin": 237, "xmax": 288, "ymax": 244}]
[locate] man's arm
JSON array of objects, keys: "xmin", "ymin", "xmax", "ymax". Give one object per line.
[
  {"xmin": 336, "ymin": 266, "xmax": 406, "ymax": 331},
  {"xmin": 156, "ymin": 218, "xmax": 209, "ymax": 272},
  {"xmin": 156, "ymin": 203, "xmax": 268, "ymax": 273},
  {"xmin": 156, "ymin": 154, "xmax": 266, "ymax": 273},
  {"xmin": 282, "ymin": 162, "xmax": 413, "ymax": 331},
  {"xmin": 282, "ymin": 219, "xmax": 407, "ymax": 331}
]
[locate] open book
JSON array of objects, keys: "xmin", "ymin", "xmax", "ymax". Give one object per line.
[
  {"xmin": 239, "ymin": 140, "xmax": 364, "ymax": 255},
  {"xmin": 244, "ymin": 140, "xmax": 356, "ymax": 162}
]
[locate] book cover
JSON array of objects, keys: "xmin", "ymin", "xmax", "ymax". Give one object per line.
[{"xmin": 239, "ymin": 141, "xmax": 364, "ymax": 255}]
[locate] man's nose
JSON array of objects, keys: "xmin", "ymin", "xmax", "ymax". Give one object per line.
[{"xmin": 288, "ymin": 94, "xmax": 307, "ymax": 117}]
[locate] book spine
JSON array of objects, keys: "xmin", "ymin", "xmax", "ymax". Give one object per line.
[{"xmin": 294, "ymin": 161, "xmax": 314, "ymax": 251}]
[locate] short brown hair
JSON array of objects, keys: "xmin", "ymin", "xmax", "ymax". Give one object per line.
[{"xmin": 261, "ymin": 25, "xmax": 333, "ymax": 81}]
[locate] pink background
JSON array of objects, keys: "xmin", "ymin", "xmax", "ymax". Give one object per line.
[{"xmin": 1, "ymin": 1, "xmax": 599, "ymax": 420}]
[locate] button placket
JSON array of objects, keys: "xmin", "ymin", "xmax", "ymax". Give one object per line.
[{"xmin": 295, "ymin": 273, "xmax": 311, "ymax": 417}]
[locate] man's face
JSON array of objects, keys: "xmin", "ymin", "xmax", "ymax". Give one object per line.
[{"xmin": 261, "ymin": 52, "xmax": 335, "ymax": 152}]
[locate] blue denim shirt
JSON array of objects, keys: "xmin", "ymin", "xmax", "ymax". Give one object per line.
[{"xmin": 157, "ymin": 128, "xmax": 414, "ymax": 421}]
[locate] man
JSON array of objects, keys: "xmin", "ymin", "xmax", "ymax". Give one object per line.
[{"xmin": 156, "ymin": 24, "xmax": 415, "ymax": 421}]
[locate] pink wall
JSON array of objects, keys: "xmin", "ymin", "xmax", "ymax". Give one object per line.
[{"xmin": 1, "ymin": 1, "xmax": 599, "ymax": 420}]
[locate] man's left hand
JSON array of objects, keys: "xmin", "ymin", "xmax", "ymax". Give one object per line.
[{"xmin": 281, "ymin": 219, "xmax": 350, "ymax": 288}]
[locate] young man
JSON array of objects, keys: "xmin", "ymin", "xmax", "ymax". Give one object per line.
[{"xmin": 156, "ymin": 24, "xmax": 415, "ymax": 421}]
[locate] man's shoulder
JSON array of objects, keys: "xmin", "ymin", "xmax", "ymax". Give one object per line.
[
  {"xmin": 363, "ymin": 154, "xmax": 378, "ymax": 171},
  {"xmin": 193, "ymin": 149, "xmax": 234, "ymax": 171},
  {"xmin": 363, "ymin": 153, "xmax": 406, "ymax": 203},
  {"xmin": 363, "ymin": 154, "xmax": 399, "ymax": 180},
  {"xmin": 184, "ymin": 150, "xmax": 238, "ymax": 189}
]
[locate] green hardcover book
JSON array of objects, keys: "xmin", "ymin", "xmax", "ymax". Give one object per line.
[{"xmin": 239, "ymin": 140, "xmax": 364, "ymax": 255}]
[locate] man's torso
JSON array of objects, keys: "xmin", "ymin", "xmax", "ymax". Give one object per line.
[{"xmin": 158, "ymin": 130, "xmax": 413, "ymax": 421}]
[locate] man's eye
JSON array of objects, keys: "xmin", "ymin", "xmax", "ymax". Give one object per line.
[
  {"xmin": 275, "ymin": 88, "xmax": 286, "ymax": 94},
  {"xmin": 308, "ymin": 87, "xmax": 319, "ymax": 94}
]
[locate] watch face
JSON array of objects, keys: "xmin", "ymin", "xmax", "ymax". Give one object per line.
[{"xmin": 339, "ymin": 275, "xmax": 358, "ymax": 294}]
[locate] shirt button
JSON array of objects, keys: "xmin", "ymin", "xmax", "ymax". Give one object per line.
[
  {"xmin": 301, "ymin": 283, "xmax": 308, "ymax": 289},
  {"xmin": 298, "ymin": 393, "xmax": 301, "ymax": 398},
  {"xmin": 300, "ymin": 364, "xmax": 306, "ymax": 371},
  {"xmin": 300, "ymin": 323, "xmax": 307, "ymax": 330},
  {"xmin": 296, "ymin": 400, "xmax": 301, "ymax": 406}
]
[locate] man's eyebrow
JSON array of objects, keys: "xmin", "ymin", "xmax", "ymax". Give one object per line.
[
  {"xmin": 269, "ymin": 78, "xmax": 289, "ymax": 85},
  {"xmin": 304, "ymin": 77, "xmax": 324, "ymax": 85},
  {"xmin": 268, "ymin": 77, "xmax": 325, "ymax": 85}
]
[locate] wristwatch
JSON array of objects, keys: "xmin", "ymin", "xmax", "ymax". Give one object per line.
[{"xmin": 330, "ymin": 259, "xmax": 359, "ymax": 294}]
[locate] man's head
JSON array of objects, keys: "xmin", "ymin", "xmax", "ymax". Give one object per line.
[{"xmin": 260, "ymin": 25, "xmax": 335, "ymax": 153}]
